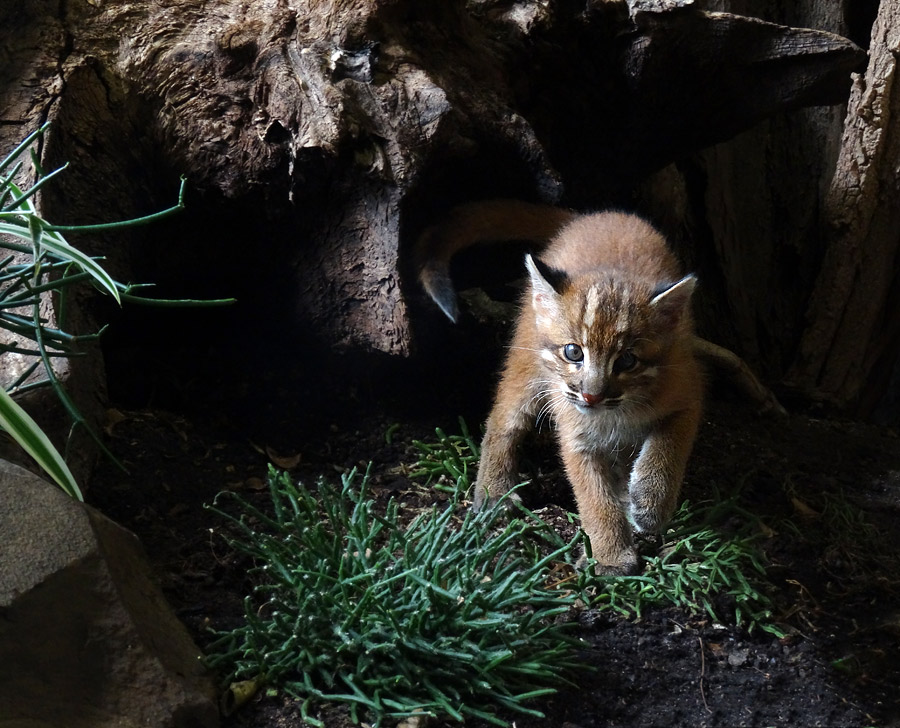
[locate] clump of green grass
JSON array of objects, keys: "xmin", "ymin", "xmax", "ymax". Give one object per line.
[
  {"xmin": 205, "ymin": 465, "xmax": 587, "ymax": 727},
  {"xmin": 582, "ymin": 496, "xmax": 783, "ymax": 636},
  {"xmin": 412, "ymin": 420, "xmax": 784, "ymax": 637},
  {"xmin": 208, "ymin": 423, "xmax": 785, "ymax": 725},
  {"xmin": 409, "ymin": 416, "xmax": 481, "ymax": 494}
]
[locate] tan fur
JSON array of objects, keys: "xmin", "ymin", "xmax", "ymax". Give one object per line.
[{"xmin": 419, "ymin": 202, "xmax": 704, "ymax": 574}]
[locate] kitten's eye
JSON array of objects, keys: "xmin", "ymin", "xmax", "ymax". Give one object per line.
[
  {"xmin": 563, "ymin": 343, "xmax": 584, "ymax": 362},
  {"xmin": 613, "ymin": 350, "xmax": 638, "ymax": 373}
]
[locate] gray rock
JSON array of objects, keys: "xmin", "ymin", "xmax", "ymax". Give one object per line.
[{"xmin": 0, "ymin": 460, "xmax": 219, "ymax": 728}]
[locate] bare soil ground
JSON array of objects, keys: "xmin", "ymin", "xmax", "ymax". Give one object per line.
[{"xmin": 89, "ymin": 343, "xmax": 900, "ymax": 728}]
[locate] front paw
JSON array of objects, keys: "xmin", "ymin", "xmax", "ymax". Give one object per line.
[
  {"xmin": 576, "ymin": 547, "xmax": 640, "ymax": 576},
  {"xmin": 629, "ymin": 479, "xmax": 676, "ymax": 534},
  {"xmin": 629, "ymin": 503, "xmax": 666, "ymax": 534}
]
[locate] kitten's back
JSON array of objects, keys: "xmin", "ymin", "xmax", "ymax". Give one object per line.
[{"xmin": 540, "ymin": 212, "xmax": 682, "ymax": 284}]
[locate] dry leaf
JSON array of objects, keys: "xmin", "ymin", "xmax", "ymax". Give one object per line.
[
  {"xmin": 791, "ymin": 496, "xmax": 821, "ymax": 519},
  {"xmin": 245, "ymin": 476, "xmax": 266, "ymax": 491},
  {"xmin": 266, "ymin": 446, "xmax": 302, "ymax": 470},
  {"xmin": 104, "ymin": 408, "xmax": 128, "ymax": 435}
]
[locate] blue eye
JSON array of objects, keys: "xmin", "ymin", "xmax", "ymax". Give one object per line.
[
  {"xmin": 613, "ymin": 350, "xmax": 638, "ymax": 373},
  {"xmin": 563, "ymin": 343, "xmax": 583, "ymax": 362}
]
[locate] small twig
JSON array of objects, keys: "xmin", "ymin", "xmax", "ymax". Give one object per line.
[{"xmin": 698, "ymin": 636, "xmax": 713, "ymax": 714}]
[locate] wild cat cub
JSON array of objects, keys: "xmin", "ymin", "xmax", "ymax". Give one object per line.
[{"xmin": 418, "ymin": 201, "xmax": 703, "ymax": 574}]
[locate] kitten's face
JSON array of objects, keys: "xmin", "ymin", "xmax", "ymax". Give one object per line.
[{"xmin": 526, "ymin": 256, "xmax": 694, "ymax": 417}]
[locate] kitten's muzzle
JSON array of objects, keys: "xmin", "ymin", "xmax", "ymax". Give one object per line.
[{"xmin": 577, "ymin": 391, "xmax": 622, "ymax": 409}]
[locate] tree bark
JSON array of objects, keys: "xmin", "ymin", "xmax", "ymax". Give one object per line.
[
  {"xmin": 786, "ymin": 0, "xmax": 900, "ymax": 412},
  {"xmin": 0, "ymin": 0, "xmax": 864, "ymax": 361}
]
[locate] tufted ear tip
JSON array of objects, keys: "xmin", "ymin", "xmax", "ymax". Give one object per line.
[
  {"xmin": 650, "ymin": 274, "xmax": 696, "ymax": 326},
  {"xmin": 525, "ymin": 254, "xmax": 569, "ymax": 294},
  {"xmin": 524, "ymin": 254, "xmax": 568, "ymax": 321}
]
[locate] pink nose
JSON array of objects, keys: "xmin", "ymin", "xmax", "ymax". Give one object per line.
[{"xmin": 581, "ymin": 392, "xmax": 602, "ymax": 406}]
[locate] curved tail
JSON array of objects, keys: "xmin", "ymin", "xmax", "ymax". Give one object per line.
[{"xmin": 415, "ymin": 200, "xmax": 577, "ymax": 322}]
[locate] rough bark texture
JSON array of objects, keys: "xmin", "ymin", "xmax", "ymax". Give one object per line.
[
  {"xmin": 644, "ymin": 0, "xmax": 856, "ymax": 380},
  {"xmin": 787, "ymin": 1, "xmax": 900, "ymax": 413},
  {"xmin": 0, "ymin": 0, "xmax": 864, "ymax": 362},
  {"xmin": 636, "ymin": 0, "xmax": 900, "ymax": 417}
]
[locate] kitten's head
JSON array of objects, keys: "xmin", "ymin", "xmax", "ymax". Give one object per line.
[{"xmin": 525, "ymin": 254, "xmax": 695, "ymax": 415}]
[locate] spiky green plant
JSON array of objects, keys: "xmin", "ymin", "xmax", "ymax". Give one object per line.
[
  {"xmin": 0, "ymin": 124, "xmax": 233, "ymax": 497},
  {"xmin": 205, "ymin": 466, "xmax": 587, "ymax": 727},
  {"xmin": 409, "ymin": 416, "xmax": 481, "ymax": 494}
]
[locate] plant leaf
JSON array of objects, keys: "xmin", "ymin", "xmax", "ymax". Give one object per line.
[
  {"xmin": 36, "ymin": 230, "xmax": 121, "ymax": 303},
  {"xmin": 0, "ymin": 386, "xmax": 82, "ymax": 500},
  {"xmin": 0, "ymin": 176, "xmax": 120, "ymax": 304}
]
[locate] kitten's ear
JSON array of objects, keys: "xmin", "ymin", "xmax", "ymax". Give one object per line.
[
  {"xmin": 650, "ymin": 275, "xmax": 696, "ymax": 327},
  {"xmin": 525, "ymin": 254, "xmax": 566, "ymax": 319}
]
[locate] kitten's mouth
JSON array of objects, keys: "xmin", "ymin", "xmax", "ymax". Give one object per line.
[{"xmin": 572, "ymin": 394, "xmax": 622, "ymax": 411}]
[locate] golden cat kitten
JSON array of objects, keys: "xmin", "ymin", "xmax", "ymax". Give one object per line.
[{"xmin": 417, "ymin": 201, "xmax": 703, "ymax": 574}]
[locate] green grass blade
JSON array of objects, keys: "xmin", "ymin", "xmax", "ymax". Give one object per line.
[{"xmin": 0, "ymin": 387, "xmax": 81, "ymax": 499}]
